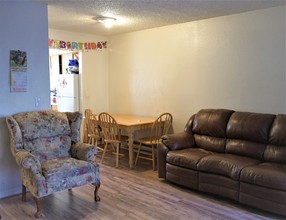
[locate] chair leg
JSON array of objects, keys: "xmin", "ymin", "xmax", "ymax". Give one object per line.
[
  {"xmin": 33, "ymin": 197, "xmax": 45, "ymax": 218},
  {"xmin": 94, "ymin": 183, "xmax": 101, "ymax": 202},
  {"xmin": 87, "ymin": 137, "xmax": 90, "ymax": 144},
  {"xmin": 22, "ymin": 185, "xmax": 26, "ymax": 202},
  {"xmin": 100, "ymin": 143, "xmax": 108, "ymax": 164},
  {"xmin": 152, "ymin": 145, "xmax": 156, "ymax": 171},
  {"xmin": 135, "ymin": 143, "xmax": 142, "ymax": 166},
  {"xmin": 116, "ymin": 143, "xmax": 119, "ymax": 168}
]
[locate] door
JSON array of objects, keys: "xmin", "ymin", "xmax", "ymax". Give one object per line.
[{"xmin": 49, "ymin": 49, "xmax": 81, "ymax": 112}]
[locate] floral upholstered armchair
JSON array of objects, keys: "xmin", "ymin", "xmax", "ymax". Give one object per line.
[{"xmin": 6, "ymin": 110, "xmax": 100, "ymax": 218}]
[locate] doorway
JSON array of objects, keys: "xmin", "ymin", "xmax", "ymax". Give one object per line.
[{"xmin": 49, "ymin": 49, "xmax": 82, "ymax": 112}]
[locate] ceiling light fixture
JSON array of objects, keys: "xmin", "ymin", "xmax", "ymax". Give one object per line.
[{"xmin": 95, "ymin": 16, "xmax": 116, "ymax": 28}]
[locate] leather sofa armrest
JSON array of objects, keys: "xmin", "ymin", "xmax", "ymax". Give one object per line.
[
  {"xmin": 15, "ymin": 150, "xmax": 42, "ymax": 175},
  {"xmin": 161, "ymin": 132, "xmax": 195, "ymax": 150},
  {"xmin": 71, "ymin": 142, "xmax": 97, "ymax": 163},
  {"xmin": 157, "ymin": 142, "xmax": 169, "ymax": 179},
  {"xmin": 158, "ymin": 132, "xmax": 195, "ymax": 179}
]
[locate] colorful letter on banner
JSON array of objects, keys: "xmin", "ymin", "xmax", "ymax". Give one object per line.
[
  {"xmin": 48, "ymin": 39, "xmax": 107, "ymax": 51},
  {"xmin": 67, "ymin": 42, "xmax": 71, "ymax": 50},
  {"xmin": 78, "ymin": 42, "xmax": 83, "ymax": 50},
  {"xmin": 102, "ymin": 41, "xmax": 107, "ymax": 48},
  {"xmin": 97, "ymin": 42, "xmax": 102, "ymax": 49},
  {"xmin": 72, "ymin": 42, "xmax": 78, "ymax": 50},
  {"xmin": 84, "ymin": 42, "xmax": 91, "ymax": 50},
  {"xmin": 48, "ymin": 39, "xmax": 54, "ymax": 47},
  {"xmin": 59, "ymin": 41, "xmax": 66, "ymax": 49},
  {"xmin": 91, "ymin": 42, "xmax": 96, "ymax": 50}
]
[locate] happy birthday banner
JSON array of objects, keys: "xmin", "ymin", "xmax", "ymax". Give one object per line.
[{"xmin": 48, "ymin": 39, "xmax": 108, "ymax": 51}]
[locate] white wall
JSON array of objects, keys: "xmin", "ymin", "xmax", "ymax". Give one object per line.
[
  {"xmin": 109, "ymin": 6, "xmax": 286, "ymax": 132},
  {"xmin": 0, "ymin": 3, "xmax": 285, "ymax": 199},
  {"xmin": 49, "ymin": 29, "xmax": 109, "ymax": 114},
  {"xmin": 0, "ymin": 2, "xmax": 50, "ymax": 198}
]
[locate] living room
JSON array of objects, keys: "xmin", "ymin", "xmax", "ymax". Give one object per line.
[{"xmin": 0, "ymin": 1, "xmax": 286, "ymax": 219}]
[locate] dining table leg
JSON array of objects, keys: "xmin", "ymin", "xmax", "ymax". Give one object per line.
[{"xmin": 127, "ymin": 128, "xmax": 134, "ymax": 168}]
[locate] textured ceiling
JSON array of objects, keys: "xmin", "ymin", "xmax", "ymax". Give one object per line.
[{"xmin": 35, "ymin": 0, "xmax": 286, "ymax": 36}]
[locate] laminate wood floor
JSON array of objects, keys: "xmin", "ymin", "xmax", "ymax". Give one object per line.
[{"xmin": 0, "ymin": 150, "xmax": 283, "ymax": 220}]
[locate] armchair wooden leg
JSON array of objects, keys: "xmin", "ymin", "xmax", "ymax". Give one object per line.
[
  {"xmin": 94, "ymin": 183, "xmax": 101, "ymax": 202},
  {"xmin": 33, "ymin": 197, "xmax": 45, "ymax": 218},
  {"xmin": 22, "ymin": 185, "xmax": 26, "ymax": 202}
]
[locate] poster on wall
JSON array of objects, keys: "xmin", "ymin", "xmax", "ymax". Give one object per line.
[
  {"xmin": 10, "ymin": 50, "xmax": 27, "ymax": 92},
  {"xmin": 10, "ymin": 71, "xmax": 27, "ymax": 92}
]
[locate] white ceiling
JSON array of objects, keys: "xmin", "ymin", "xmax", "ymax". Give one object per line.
[{"xmin": 35, "ymin": 0, "xmax": 286, "ymax": 36}]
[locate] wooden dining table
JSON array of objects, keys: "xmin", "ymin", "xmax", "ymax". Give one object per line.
[{"xmin": 111, "ymin": 114, "xmax": 157, "ymax": 168}]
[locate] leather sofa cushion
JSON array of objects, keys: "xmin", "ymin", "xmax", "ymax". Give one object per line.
[
  {"xmin": 192, "ymin": 109, "xmax": 234, "ymax": 138},
  {"xmin": 265, "ymin": 115, "xmax": 286, "ymax": 163},
  {"xmin": 197, "ymin": 153, "xmax": 260, "ymax": 180},
  {"xmin": 226, "ymin": 112, "xmax": 275, "ymax": 160},
  {"xmin": 268, "ymin": 114, "xmax": 286, "ymax": 146},
  {"xmin": 226, "ymin": 112, "xmax": 274, "ymax": 144},
  {"xmin": 194, "ymin": 134, "xmax": 226, "ymax": 153},
  {"xmin": 240, "ymin": 162, "xmax": 286, "ymax": 191},
  {"xmin": 167, "ymin": 148, "xmax": 211, "ymax": 170},
  {"xmin": 192, "ymin": 109, "xmax": 233, "ymax": 152},
  {"xmin": 226, "ymin": 139, "xmax": 266, "ymax": 160}
]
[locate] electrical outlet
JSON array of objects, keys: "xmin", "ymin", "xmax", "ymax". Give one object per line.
[{"xmin": 35, "ymin": 97, "xmax": 41, "ymax": 107}]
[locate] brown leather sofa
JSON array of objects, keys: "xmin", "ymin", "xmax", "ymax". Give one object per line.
[{"xmin": 158, "ymin": 109, "xmax": 286, "ymax": 216}]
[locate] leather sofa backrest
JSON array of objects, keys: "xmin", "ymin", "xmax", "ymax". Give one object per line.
[
  {"xmin": 186, "ymin": 109, "xmax": 286, "ymax": 162},
  {"xmin": 226, "ymin": 112, "xmax": 275, "ymax": 160},
  {"xmin": 191, "ymin": 109, "xmax": 234, "ymax": 152},
  {"xmin": 265, "ymin": 114, "xmax": 286, "ymax": 163}
]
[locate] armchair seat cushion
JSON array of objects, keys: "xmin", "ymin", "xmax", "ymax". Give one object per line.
[
  {"xmin": 42, "ymin": 157, "xmax": 98, "ymax": 193},
  {"xmin": 167, "ymin": 148, "xmax": 212, "ymax": 169},
  {"xmin": 240, "ymin": 162, "xmax": 286, "ymax": 191}
]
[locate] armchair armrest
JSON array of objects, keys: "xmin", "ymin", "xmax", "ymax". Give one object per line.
[
  {"xmin": 6, "ymin": 116, "xmax": 24, "ymax": 155},
  {"xmin": 71, "ymin": 142, "xmax": 97, "ymax": 162},
  {"xmin": 161, "ymin": 132, "xmax": 195, "ymax": 151},
  {"xmin": 15, "ymin": 150, "xmax": 42, "ymax": 175}
]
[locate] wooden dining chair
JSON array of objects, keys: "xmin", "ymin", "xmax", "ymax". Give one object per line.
[
  {"xmin": 135, "ymin": 112, "xmax": 173, "ymax": 170},
  {"xmin": 83, "ymin": 109, "xmax": 93, "ymax": 143},
  {"xmin": 85, "ymin": 109, "xmax": 102, "ymax": 150},
  {"xmin": 98, "ymin": 112, "xmax": 128, "ymax": 167}
]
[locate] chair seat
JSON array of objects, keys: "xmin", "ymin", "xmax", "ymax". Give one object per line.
[
  {"xmin": 42, "ymin": 157, "xmax": 98, "ymax": 193},
  {"xmin": 104, "ymin": 135, "xmax": 129, "ymax": 144},
  {"xmin": 137, "ymin": 137, "xmax": 159, "ymax": 145},
  {"xmin": 42, "ymin": 157, "xmax": 94, "ymax": 178}
]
